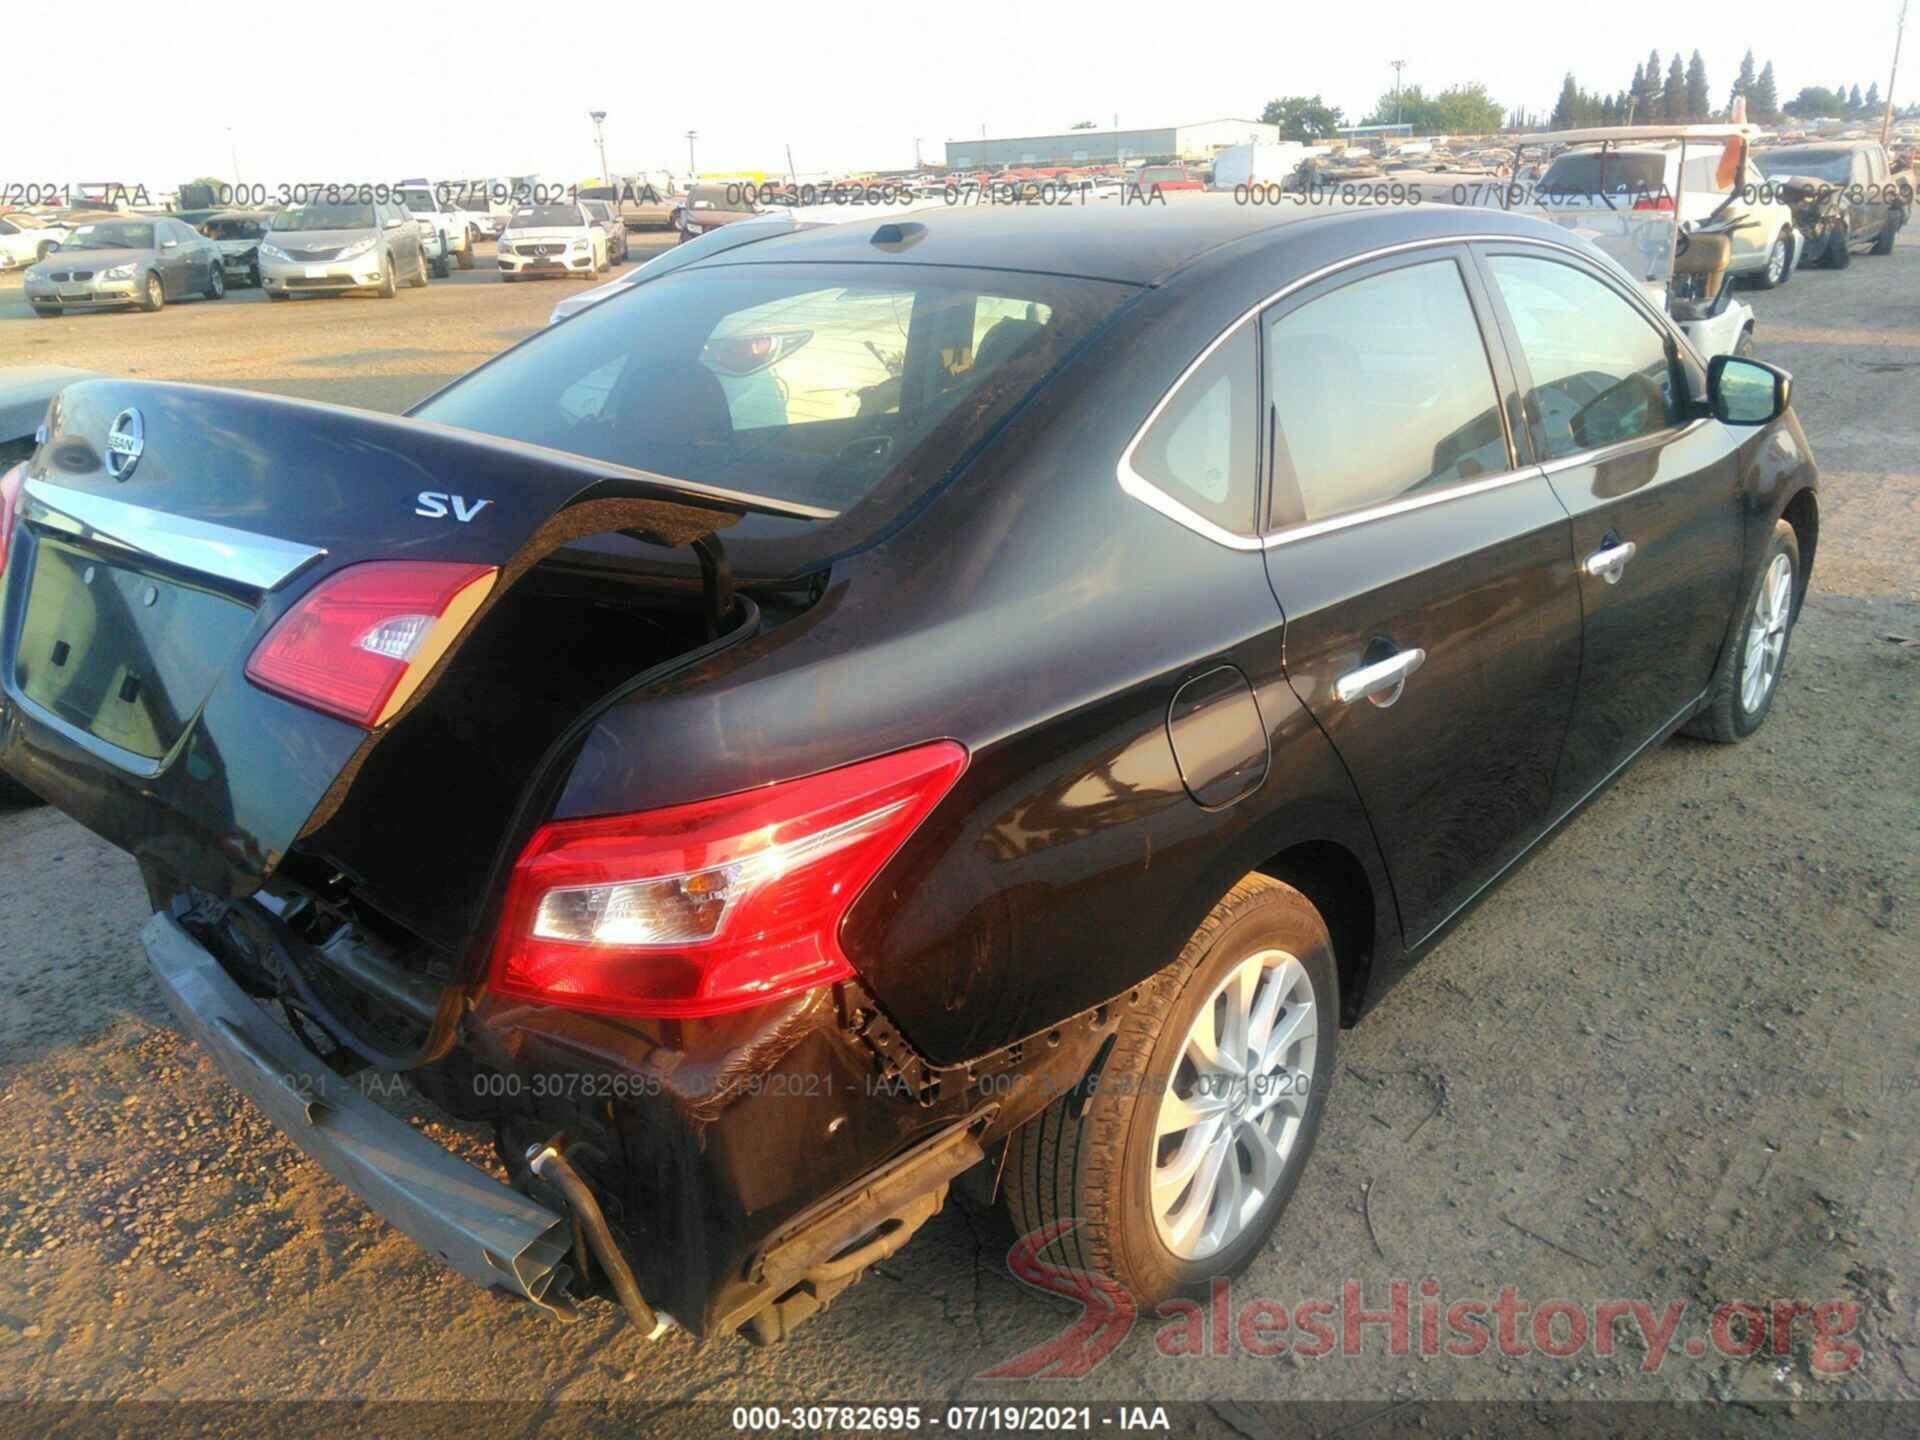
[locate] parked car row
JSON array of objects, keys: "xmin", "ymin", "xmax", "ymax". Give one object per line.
[
  {"xmin": 1748, "ymin": 139, "xmax": 1913, "ymax": 268},
  {"xmin": 13, "ymin": 194, "xmax": 645, "ymax": 315}
]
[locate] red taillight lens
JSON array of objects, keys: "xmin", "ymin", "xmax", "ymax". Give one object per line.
[
  {"xmin": 488, "ymin": 740, "xmax": 968, "ymax": 1019},
  {"xmin": 1632, "ymin": 195, "xmax": 1676, "ymax": 212},
  {"xmin": 245, "ymin": 560, "xmax": 497, "ymax": 727},
  {"xmin": 0, "ymin": 463, "xmax": 25, "ymax": 582}
]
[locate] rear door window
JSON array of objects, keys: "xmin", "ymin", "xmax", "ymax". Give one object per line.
[
  {"xmin": 1485, "ymin": 255, "xmax": 1682, "ymax": 460},
  {"xmin": 1264, "ymin": 258, "xmax": 1509, "ymax": 529}
]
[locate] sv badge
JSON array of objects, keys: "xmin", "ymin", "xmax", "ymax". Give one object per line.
[{"xmin": 415, "ymin": 492, "xmax": 492, "ymax": 522}]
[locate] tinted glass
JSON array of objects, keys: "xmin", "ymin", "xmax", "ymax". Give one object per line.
[
  {"xmin": 511, "ymin": 205, "xmax": 582, "ymax": 228},
  {"xmin": 416, "ymin": 262, "xmax": 1129, "ymax": 551},
  {"xmin": 272, "ymin": 205, "xmax": 375, "ymax": 231},
  {"xmin": 1128, "ymin": 326, "xmax": 1257, "ymax": 534},
  {"xmin": 60, "ymin": 222, "xmax": 155, "ymax": 250},
  {"xmin": 1750, "ymin": 148, "xmax": 1852, "ymax": 184},
  {"xmin": 1488, "ymin": 256, "xmax": 1682, "ymax": 460},
  {"xmin": 1266, "ymin": 260, "xmax": 1507, "ymax": 529},
  {"xmin": 1540, "ymin": 151, "xmax": 1668, "ymax": 197}
]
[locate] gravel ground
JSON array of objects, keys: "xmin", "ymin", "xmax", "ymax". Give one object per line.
[{"xmin": 0, "ymin": 225, "xmax": 1914, "ymax": 1432}]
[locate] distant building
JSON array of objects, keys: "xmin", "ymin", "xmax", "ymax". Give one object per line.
[{"xmin": 944, "ymin": 119, "xmax": 1282, "ymax": 169}]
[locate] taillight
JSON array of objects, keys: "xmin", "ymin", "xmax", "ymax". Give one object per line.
[
  {"xmin": 1632, "ymin": 195, "xmax": 1676, "ymax": 212},
  {"xmin": 245, "ymin": 560, "xmax": 497, "ymax": 727},
  {"xmin": 0, "ymin": 462, "xmax": 27, "ymax": 582},
  {"xmin": 488, "ymin": 740, "xmax": 968, "ymax": 1019}
]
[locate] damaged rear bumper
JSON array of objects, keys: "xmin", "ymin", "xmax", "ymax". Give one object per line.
[{"xmin": 141, "ymin": 911, "xmax": 576, "ymax": 1315}]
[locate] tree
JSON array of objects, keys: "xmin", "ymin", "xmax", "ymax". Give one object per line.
[
  {"xmin": 1360, "ymin": 82, "xmax": 1503, "ymax": 136},
  {"xmin": 1070, "ymin": 120, "xmax": 1097, "ymax": 130},
  {"xmin": 1847, "ymin": 85, "xmax": 1865, "ymax": 114},
  {"xmin": 1260, "ymin": 94, "xmax": 1345, "ymax": 140},
  {"xmin": 1686, "ymin": 52, "xmax": 1710, "ymax": 120},
  {"xmin": 1552, "ymin": 73, "xmax": 1580, "ymax": 129},
  {"xmin": 1643, "ymin": 50, "xmax": 1663, "ymax": 112},
  {"xmin": 1729, "ymin": 49, "xmax": 1757, "ymax": 113},
  {"xmin": 1664, "ymin": 54, "xmax": 1687, "ymax": 120},
  {"xmin": 1783, "ymin": 86, "xmax": 1846, "ymax": 119},
  {"xmin": 1865, "ymin": 82, "xmax": 1882, "ymax": 116},
  {"xmin": 1752, "ymin": 62, "xmax": 1780, "ymax": 122}
]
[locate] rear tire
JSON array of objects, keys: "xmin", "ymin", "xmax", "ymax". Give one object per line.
[
  {"xmin": 1752, "ymin": 231, "xmax": 1790, "ymax": 289},
  {"xmin": 1734, "ymin": 326, "xmax": 1756, "ymax": 357},
  {"xmin": 1685, "ymin": 519, "xmax": 1800, "ymax": 742},
  {"xmin": 1827, "ymin": 228, "xmax": 1852, "ymax": 268},
  {"xmin": 455, "ymin": 242, "xmax": 475, "ymax": 271},
  {"xmin": 1871, "ymin": 216, "xmax": 1900, "ymax": 255},
  {"xmin": 139, "ymin": 272, "xmax": 164, "ymax": 312},
  {"xmin": 1004, "ymin": 874, "xmax": 1338, "ymax": 1309}
]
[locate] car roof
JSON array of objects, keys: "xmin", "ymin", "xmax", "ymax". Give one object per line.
[{"xmin": 672, "ymin": 197, "xmax": 1588, "ymax": 289}]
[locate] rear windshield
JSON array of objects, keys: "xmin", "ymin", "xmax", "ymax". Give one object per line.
[
  {"xmin": 1750, "ymin": 149, "xmax": 1853, "ymax": 184},
  {"xmin": 414, "ymin": 261, "xmax": 1132, "ymax": 562},
  {"xmin": 1539, "ymin": 151, "xmax": 1668, "ymax": 198},
  {"xmin": 272, "ymin": 204, "xmax": 374, "ymax": 231}
]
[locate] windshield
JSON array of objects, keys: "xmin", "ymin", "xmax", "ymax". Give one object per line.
[
  {"xmin": 397, "ymin": 190, "xmax": 436, "ymax": 212},
  {"xmin": 415, "ymin": 260, "xmax": 1132, "ymax": 562},
  {"xmin": 1539, "ymin": 151, "xmax": 1669, "ymax": 198},
  {"xmin": 1751, "ymin": 149, "xmax": 1853, "ymax": 184},
  {"xmin": 271, "ymin": 204, "xmax": 376, "ymax": 232},
  {"xmin": 58, "ymin": 222, "xmax": 154, "ymax": 251},
  {"xmin": 205, "ymin": 218, "xmax": 265, "ymax": 239},
  {"xmin": 510, "ymin": 205, "xmax": 581, "ymax": 228}
]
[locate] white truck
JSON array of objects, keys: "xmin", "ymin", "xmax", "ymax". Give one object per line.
[
  {"xmin": 395, "ymin": 180, "xmax": 487, "ymax": 274},
  {"xmin": 1209, "ymin": 142, "xmax": 1309, "ymax": 192}
]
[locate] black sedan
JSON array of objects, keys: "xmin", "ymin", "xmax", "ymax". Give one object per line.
[{"xmin": 0, "ymin": 201, "xmax": 1816, "ymax": 1345}]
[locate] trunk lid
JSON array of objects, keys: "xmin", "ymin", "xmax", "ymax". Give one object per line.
[{"xmin": 0, "ymin": 378, "xmax": 830, "ymax": 900}]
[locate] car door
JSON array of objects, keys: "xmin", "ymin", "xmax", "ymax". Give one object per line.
[
  {"xmin": 1259, "ymin": 247, "xmax": 1584, "ymax": 943},
  {"xmin": 1474, "ymin": 245, "xmax": 1745, "ymax": 814}
]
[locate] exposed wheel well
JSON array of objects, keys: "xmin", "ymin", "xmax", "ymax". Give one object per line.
[
  {"xmin": 1256, "ymin": 840, "xmax": 1375, "ymax": 1026},
  {"xmin": 1782, "ymin": 487, "xmax": 1818, "ymax": 613}
]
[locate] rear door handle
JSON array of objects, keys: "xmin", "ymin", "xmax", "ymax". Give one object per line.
[
  {"xmin": 1334, "ymin": 647, "xmax": 1426, "ymax": 706},
  {"xmin": 1583, "ymin": 540, "xmax": 1637, "ymax": 584}
]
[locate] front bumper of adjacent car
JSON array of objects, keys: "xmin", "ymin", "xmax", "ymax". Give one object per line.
[
  {"xmin": 23, "ymin": 269, "xmax": 139, "ymax": 309},
  {"xmin": 496, "ymin": 239, "xmax": 596, "ymax": 277},
  {"xmin": 259, "ymin": 246, "xmax": 389, "ymax": 294}
]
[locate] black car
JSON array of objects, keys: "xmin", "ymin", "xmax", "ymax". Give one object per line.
[
  {"xmin": 1751, "ymin": 141, "xmax": 1911, "ymax": 267},
  {"xmin": 0, "ymin": 202, "xmax": 1817, "ymax": 1345}
]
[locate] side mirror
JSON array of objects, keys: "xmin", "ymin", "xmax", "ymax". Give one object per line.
[{"xmin": 1708, "ymin": 354, "xmax": 1790, "ymax": 425}]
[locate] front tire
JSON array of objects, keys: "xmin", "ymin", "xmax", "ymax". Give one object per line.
[
  {"xmin": 1005, "ymin": 875, "xmax": 1337, "ymax": 1307},
  {"xmin": 1871, "ymin": 216, "xmax": 1900, "ymax": 255},
  {"xmin": 203, "ymin": 264, "xmax": 225, "ymax": 301},
  {"xmin": 139, "ymin": 272, "xmax": 164, "ymax": 312},
  {"xmin": 376, "ymin": 255, "xmax": 398, "ymax": 299},
  {"xmin": 1827, "ymin": 226, "xmax": 1853, "ymax": 269},
  {"xmin": 1686, "ymin": 519, "xmax": 1800, "ymax": 742}
]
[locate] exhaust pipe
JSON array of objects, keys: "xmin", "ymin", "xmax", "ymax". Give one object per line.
[{"xmin": 527, "ymin": 1142, "xmax": 671, "ymax": 1341}]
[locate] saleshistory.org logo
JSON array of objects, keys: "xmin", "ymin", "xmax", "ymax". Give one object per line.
[
  {"xmin": 106, "ymin": 407, "xmax": 144, "ymax": 480},
  {"xmin": 979, "ymin": 1222, "xmax": 1865, "ymax": 1379}
]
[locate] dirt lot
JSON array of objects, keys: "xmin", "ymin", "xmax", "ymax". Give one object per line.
[{"xmin": 0, "ymin": 225, "xmax": 1915, "ymax": 1432}]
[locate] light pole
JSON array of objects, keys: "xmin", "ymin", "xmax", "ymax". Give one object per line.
[
  {"xmin": 1885, "ymin": 0, "xmax": 1909, "ymax": 146},
  {"xmin": 685, "ymin": 130, "xmax": 699, "ymax": 180},
  {"xmin": 589, "ymin": 110, "xmax": 610, "ymax": 186},
  {"xmin": 1392, "ymin": 59, "xmax": 1406, "ymax": 130}
]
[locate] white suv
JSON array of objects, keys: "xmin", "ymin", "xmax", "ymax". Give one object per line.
[{"xmin": 395, "ymin": 181, "xmax": 483, "ymax": 274}]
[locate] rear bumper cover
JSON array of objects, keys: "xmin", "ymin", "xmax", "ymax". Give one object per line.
[{"xmin": 141, "ymin": 911, "xmax": 575, "ymax": 1314}]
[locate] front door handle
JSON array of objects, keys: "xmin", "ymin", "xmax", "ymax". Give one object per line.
[
  {"xmin": 1334, "ymin": 647, "xmax": 1426, "ymax": 707},
  {"xmin": 1583, "ymin": 540, "xmax": 1638, "ymax": 585}
]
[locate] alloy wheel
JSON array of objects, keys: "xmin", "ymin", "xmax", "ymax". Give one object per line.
[
  {"xmin": 1151, "ymin": 948, "xmax": 1318, "ymax": 1259},
  {"xmin": 1767, "ymin": 239, "xmax": 1786, "ymax": 285},
  {"xmin": 1741, "ymin": 552, "xmax": 1793, "ymax": 714}
]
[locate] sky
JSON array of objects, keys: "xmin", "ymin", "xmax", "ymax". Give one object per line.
[{"xmin": 18, "ymin": 0, "xmax": 1906, "ymax": 194}]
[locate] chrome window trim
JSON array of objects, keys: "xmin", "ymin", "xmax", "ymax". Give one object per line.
[
  {"xmin": 1536, "ymin": 417, "xmax": 1712, "ymax": 476},
  {"xmin": 22, "ymin": 479, "xmax": 327, "ymax": 592},
  {"xmin": 1116, "ymin": 231, "xmax": 1698, "ymax": 552}
]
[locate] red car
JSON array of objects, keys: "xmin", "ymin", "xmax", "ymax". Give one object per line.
[{"xmin": 1132, "ymin": 163, "xmax": 1205, "ymax": 191}]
